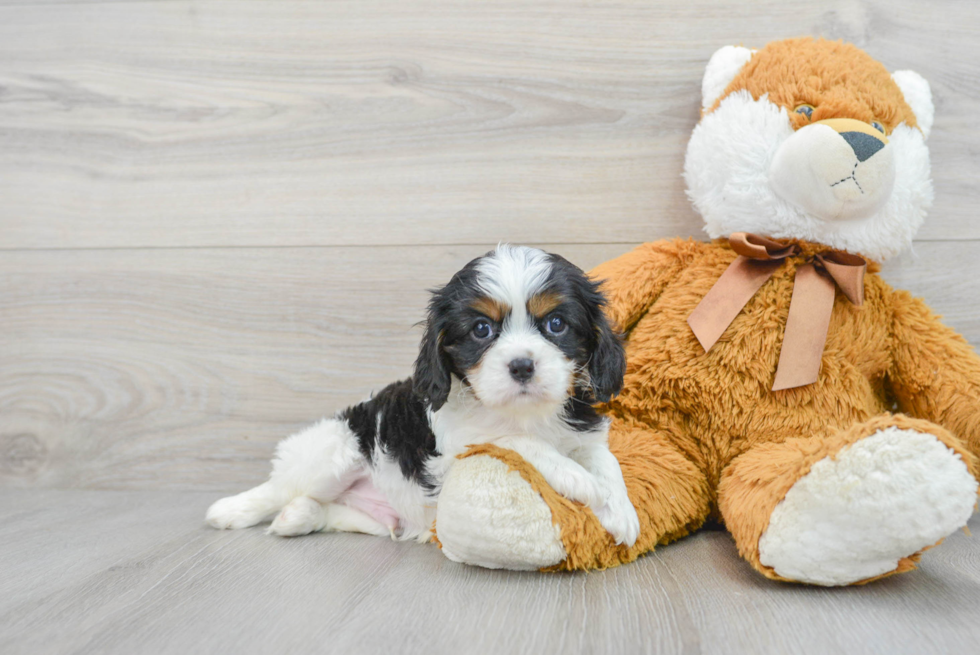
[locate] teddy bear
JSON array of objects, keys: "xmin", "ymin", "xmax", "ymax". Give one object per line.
[{"xmin": 431, "ymin": 37, "xmax": 980, "ymax": 585}]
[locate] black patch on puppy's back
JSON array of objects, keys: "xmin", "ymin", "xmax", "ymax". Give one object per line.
[{"xmin": 339, "ymin": 378, "xmax": 439, "ymax": 491}]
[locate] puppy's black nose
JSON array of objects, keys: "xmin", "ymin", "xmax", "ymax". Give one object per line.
[{"xmin": 508, "ymin": 358, "xmax": 535, "ymax": 383}]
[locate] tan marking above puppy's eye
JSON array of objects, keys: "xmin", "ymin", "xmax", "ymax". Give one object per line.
[
  {"xmin": 794, "ymin": 104, "xmax": 815, "ymax": 120},
  {"xmin": 470, "ymin": 297, "xmax": 508, "ymax": 323},
  {"xmin": 527, "ymin": 291, "xmax": 564, "ymax": 319}
]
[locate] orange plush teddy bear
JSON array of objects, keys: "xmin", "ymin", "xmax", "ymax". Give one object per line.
[{"xmin": 433, "ymin": 37, "xmax": 980, "ymax": 585}]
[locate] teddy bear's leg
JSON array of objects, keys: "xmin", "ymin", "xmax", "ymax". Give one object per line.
[
  {"xmin": 434, "ymin": 450, "xmax": 568, "ymax": 570},
  {"xmin": 435, "ymin": 419, "xmax": 712, "ymax": 570},
  {"xmin": 718, "ymin": 415, "xmax": 978, "ymax": 586}
]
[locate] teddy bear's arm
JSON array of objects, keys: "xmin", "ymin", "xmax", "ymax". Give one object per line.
[
  {"xmin": 888, "ymin": 289, "xmax": 980, "ymax": 459},
  {"xmin": 589, "ymin": 240, "xmax": 687, "ymax": 334}
]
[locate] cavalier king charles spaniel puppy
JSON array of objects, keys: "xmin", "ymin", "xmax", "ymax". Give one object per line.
[{"xmin": 206, "ymin": 245, "xmax": 640, "ymax": 547}]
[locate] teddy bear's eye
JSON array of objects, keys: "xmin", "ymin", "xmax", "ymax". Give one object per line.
[
  {"xmin": 794, "ymin": 104, "xmax": 814, "ymax": 120},
  {"xmin": 871, "ymin": 121, "xmax": 885, "ymax": 134}
]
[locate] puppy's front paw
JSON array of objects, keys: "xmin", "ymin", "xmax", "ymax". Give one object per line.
[
  {"xmin": 593, "ymin": 489, "xmax": 640, "ymax": 547},
  {"xmin": 548, "ymin": 468, "xmax": 609, "ymax": 509}
]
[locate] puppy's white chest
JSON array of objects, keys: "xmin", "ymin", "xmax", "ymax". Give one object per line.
[{"xmin": 429, "ymin": 392, "xmax": 594, "ymax": 461}]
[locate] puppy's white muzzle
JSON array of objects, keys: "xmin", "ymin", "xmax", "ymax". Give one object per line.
[
  {"xmin": 769, "ymin": 118, "xmax": 895, "ymax": 222},
  {"xmin": 469, "ymin": 331, "xmax": 572, "ymax": 413}
]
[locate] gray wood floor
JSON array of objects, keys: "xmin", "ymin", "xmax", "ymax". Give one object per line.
[
  {"xmin": 2, "ymin": 490, "xmax": 979, "ymax": 655},
  {"xmin": 2, "ymin": 1, "xmax": 980, "ymax": 653}
]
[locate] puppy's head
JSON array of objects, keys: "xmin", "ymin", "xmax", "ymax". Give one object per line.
[{"xmin": 413, "ymin": 245, "xmax": 625, "ymax": 414}]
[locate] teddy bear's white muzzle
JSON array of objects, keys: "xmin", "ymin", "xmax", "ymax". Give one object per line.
[{"xmin": 769, "ymin": 120, "xmax": 895, "ymax": 222}]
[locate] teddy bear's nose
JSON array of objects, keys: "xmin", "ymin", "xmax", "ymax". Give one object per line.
[
  {"xmin": 840, "ymin": 130, "xmax": 885, "ymax": 162},
  {"xmin": 812, "ymin": 117, "xmax": 889, "ymax": 163},
  {"xmin": 768, "ymin": 115, "xmax": 896, "ymax": 222}
]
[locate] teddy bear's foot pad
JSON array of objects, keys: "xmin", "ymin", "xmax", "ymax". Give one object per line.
[
  {"xmin": 758, "ymin": 427, "xmax": 978, "ymax": 585},
  {"xmin": 437, "ymin": 455, "xmax": 567, "ymax": 570}
]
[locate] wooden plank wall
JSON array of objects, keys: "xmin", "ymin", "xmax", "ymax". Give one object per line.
[{"xmin": 2, "ymin": 0, "xmax": 978, "ymax": 491}]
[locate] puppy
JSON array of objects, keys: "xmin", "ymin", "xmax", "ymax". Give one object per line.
[{"xmin": 206, "ymin": 245, "xmax": 640, "ymax": 547}]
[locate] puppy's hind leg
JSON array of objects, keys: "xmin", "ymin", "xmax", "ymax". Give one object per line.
[
  {"xmin": 267, "ymin": 496, "xmax": 326, "ymax": 537},
  {"xmin": 206, "ymin": 418, "xmax": 366, "ymax": 531},
  {"xmin": 206, "ymin": 480, "xmax": 292, "ymax": 530},
  {"xmin": 268, "ymin": 498, "xmax": 390, "ymax": 538}
]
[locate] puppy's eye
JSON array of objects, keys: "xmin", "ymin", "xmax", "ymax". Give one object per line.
[
  {"xmin": 472, "ymin": 320, "xmax": 494, "ymax": 340},
  {"xmin": 794, "ymin": 104, "xmax": 814, "ymax": 120},
  {"xmin": 871, "ymin": 121, "xmax": 885, "ymax": 134},
  {"xmin": 545, "ymin": 315, "xmax": 566, "ymax": 335}
]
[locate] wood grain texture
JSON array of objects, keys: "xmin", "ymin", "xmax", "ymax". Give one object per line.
[
  {"xmin": 1, "ymin": 489, "xmax": 978, "ymax": 655},
  {"xmin": 1, "ymin": 241, "xmax": 978, "ymax": 491},
  {"xmin": 0, "ymin": 243, "xmax": 632, "ymax": 490},
  {"xmin": 1, "ymin": 0, "xmax": 979, "ymax": 249}
]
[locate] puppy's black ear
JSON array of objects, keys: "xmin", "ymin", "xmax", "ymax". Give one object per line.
[
  {"xmin": 413, "ymin": 299, "xmax": 453, "ymax": 411},
  {"xmin": 549, "ymin": 254, "xmax": 627, "ymax": 404},
  {"xmin": 589, "ymin": 311, "xmax": 626, "ymax": 403},
  {"xmin": 574, "ymin": 272, "xmax": 625, "ymax": 403}
]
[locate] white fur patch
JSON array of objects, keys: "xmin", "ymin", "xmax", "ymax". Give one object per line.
[
  {"xmin": 468, "ymin": 329, "xmax": 573, "ymax": 412},
  {"xmin": 685, "ymin": 91, "xmax": 933, "ymax": 261},
  {"xmin": 758, "ymin": 428, "xmax": 978, "ymax": 586},
  {"xmin": 701, "ymin": 45, "xmax": 754, "ymax": 110},
  {"xmin": 206, "ymin": 418, "xmax": 366, "ymax": 530},
  {"xmin": 268, "ymin": 496, "xmax": 328, "ymax": 537},
  {"xmin": 430, "ymin": 379, "xmax": 597, "ymax": 460},
  {"xmin": 475, "ymin": 244, "xmax": 551, "ymax": 313},
  {"xmin": 892, "ymin": 70, "xmax": 934, "ymax": 139},
  {"xmin": 370, "ymin": 442, "xmax": 438, "ymax": 542},
  {"xmin": 436, "ymin": 454, "xmax": 567, "ymax": 570}
]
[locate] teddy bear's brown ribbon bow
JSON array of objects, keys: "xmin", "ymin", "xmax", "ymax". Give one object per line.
[{"xmin": 687, "ymin": 232, "xmax": 867, "ymax": 391}]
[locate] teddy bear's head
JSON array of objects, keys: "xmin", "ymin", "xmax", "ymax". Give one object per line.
[{"xmin": 684, "ymin": 37, "xmax": 934, "ymax": 261}]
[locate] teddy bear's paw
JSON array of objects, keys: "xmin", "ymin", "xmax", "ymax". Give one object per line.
[
  {"xmin": 436, "ymin": 454, "xmax": 566, "ymax": 570},
  {"xmin": 758, "ymin": 427, "xmax": 978, "ymax": 586},
  {"xmin": 593, "ymin": 488, "xmax": 640, "ymax": 547}
]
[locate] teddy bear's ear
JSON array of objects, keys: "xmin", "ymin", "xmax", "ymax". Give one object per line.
[
  {"xmin": 701, "ymin": 45, "xmax": 755, "ymax": 110},
  {"xmin": 892, "ymin": 70, "xmax": 934, "ymax": 139}
]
